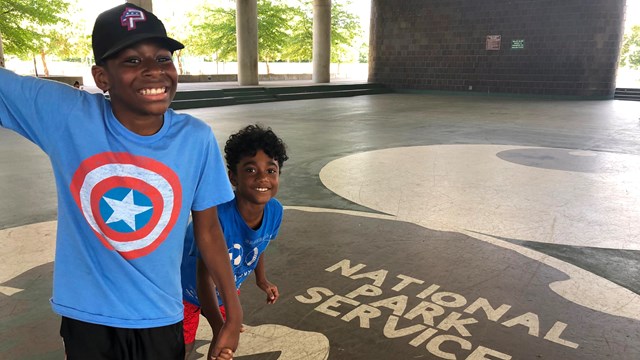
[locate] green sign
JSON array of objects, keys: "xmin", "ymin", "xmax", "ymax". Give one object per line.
[{"xmin": 511, "ymin": 39, "xmax": 525, "ymax": 50}]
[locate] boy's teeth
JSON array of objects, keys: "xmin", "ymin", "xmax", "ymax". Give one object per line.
[
  {"xmin": 140, "ymin": 88, "xmax": 165, "ymax": 95},
  {"xmin": 256, "ymin": 188, "xmax": 268, "ymax": 192}
]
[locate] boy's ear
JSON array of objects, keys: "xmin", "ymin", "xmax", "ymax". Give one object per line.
[
  {"xmin": 91, "ymin": 65, "xmax": 110, "ymax": 93},
  {"xmin": 228, "ymin": 170, "xmax": 238, "ymax": 187}
]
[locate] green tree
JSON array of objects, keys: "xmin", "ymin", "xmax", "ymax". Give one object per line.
[
  {"xmin": 257, "ymin": 0, "xmax": 295, "ymax": 73},
  {"xmin": 282, "ymin": 4, "xmax": 312, "ymax": 62},
  {"xmin": 329, "ymin": 0, "xmax": 361, "ymax": 64},
  {"xmin": 620, "ymin": 25, "xmax": 640, "ymax": 70},
  {"xmin": 186, "ymin": 0, "xmax": 296, "ymax": 73},
  {"xmin": 0, "ymin": 0, "xmax": 70, "ymax": 60},
  {"xmin": 186, "ymin": 4, "xmax": 237, "ymax": 62},
  {"xmin": 30, "ymin": 0, "xmax": 97, "ymax": 76},
  {"xmin": 282, "ymin": 0, "xmax": 362, "ymax": 64}
]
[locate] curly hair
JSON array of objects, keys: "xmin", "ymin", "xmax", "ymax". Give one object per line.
[{"xmin": 224, "ymin": 124, "xmax": 289, "ymax": 174}]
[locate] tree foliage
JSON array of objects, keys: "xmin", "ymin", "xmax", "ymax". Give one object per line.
[
  {"xmin": 186, "ymin": 0, "xmax": 363, "ymax": 66},
  {"xmin": 1, "ymin": 0, "xmax": 365, "ymax": 73},
  {"xmin": 282, "ymin": 4, "xmax": 312, "ymax": 62},
  {"xmin": 329, "ymin": 1, "xmax": 362, "ymax": 63},
  {"xmin": 186, "ymin": 0, "xmax": 298, "ymax": 67},
  {"xmin": 0, "ymin": 0, "xmax": 70, "ymax": 58},
  {"xmin": 282, "ymin": 0, "xmax": 362, "ymax": 63},
  {"xmin": 186, "ymin": 4, "xmax": 237, "ymax": 61},
  {"xmin": 257, "ymin": 0, "xmax": 295, "ymax": 67},
  {"xmin": 620, "ymin": 25, "xmax": 640, "ymax": 70}
]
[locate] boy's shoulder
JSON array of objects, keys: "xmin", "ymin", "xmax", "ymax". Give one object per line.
[
  {"xmin": 167, "ymin": 109, "xmax": 216, "ymax": 136},
  {"xmin": 264, "ymin": 198, "xmax": 283, "ymax": 222},
  {"xmin": 266, "ymin": 198, "xmax": 283, "ymax": 212},
  {"xmin": 168, "ymin": 109, "xmax": 207, "ymax": 127}
]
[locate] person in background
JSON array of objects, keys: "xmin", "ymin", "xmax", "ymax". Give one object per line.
[{"xmin": 182, "ymin": 124, "xmax": 289, "ymax": 359}]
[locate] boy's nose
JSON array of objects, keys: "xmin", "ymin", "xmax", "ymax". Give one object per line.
[{"xmin": 142, "ymin": 60, "xmax": 164, "ymax": 76}]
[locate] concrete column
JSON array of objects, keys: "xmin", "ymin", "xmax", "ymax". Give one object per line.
[
  {"xmin": 0, "ymin": 32, "xmax": 5, "ymax": 68},
  {"xmin": 236, "ymin": 0, "xmax": 259, "ymax": 85},
  {"xmin": 313, "ymin": 0, "xmax": 331, "ymax": 83},
  {"xmin": 126, "ymin": 0, "xmax": 153, "ymax": 12}
]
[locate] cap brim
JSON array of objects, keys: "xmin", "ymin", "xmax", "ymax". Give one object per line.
[{"xmin": 100, "ymin": 33, "xmax": 184, "ymax": 60}]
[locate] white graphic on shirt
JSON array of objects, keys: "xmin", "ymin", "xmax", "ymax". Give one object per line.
[
  {"xmin": 245, "ymin": 246, "xmax": 259, "ymax": 266},
  {"xmin": 103, "ymin": 190, "xmax": 153, "ymax": 231},
  {"xmin": 230, "ymin": 243, "xmax": 243, "ymax": 266},
  {"xmin": 79, "ymin": 164, "xmax": 174, "ymax": 252}
]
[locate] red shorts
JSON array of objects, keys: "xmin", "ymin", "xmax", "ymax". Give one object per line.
[
  {"xmin": 182, "ymin": 291, "xmax": 238, "ymax": 344},
  {"xmin": 183, "ymin": 300, "xmax": 201, "ymax": 345}
]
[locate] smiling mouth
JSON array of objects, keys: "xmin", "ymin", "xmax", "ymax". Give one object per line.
[
  {"xmin": 255, "ymin": 187, "xmax": 269, "ymax": 192},
  {"xmin": 139, "ymin": 87, "xmax": 167, "ymax": 96}
]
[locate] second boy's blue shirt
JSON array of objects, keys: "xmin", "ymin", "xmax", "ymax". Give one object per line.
[{"xmin": 182, "ymin": 197, "xmax": 283, "ymax": 306}]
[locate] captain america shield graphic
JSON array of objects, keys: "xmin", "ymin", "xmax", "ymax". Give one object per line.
[{"xmin": 70, "ymin": 152, "xmax": 182, "ymax": 259}]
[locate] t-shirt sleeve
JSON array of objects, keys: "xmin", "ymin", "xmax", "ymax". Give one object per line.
[
  {"xmin": 0, "ymin": 68, "xmax": 80, "ymax": 151},
  {"xmin": 191, "ymin": 130, "xmax": 234, "ymax": 211}
]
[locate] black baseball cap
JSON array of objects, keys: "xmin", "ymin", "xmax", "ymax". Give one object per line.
[{"xmin": 92, "ymin": 3, "xmax": 184, "ymax": 63}]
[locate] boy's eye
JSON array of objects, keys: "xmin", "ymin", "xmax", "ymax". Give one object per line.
[
  {"xmin": 125, "ymin": 57, "xmax": 141, "ymax": 64},
  {"xmin": 158, "ymin": 56, "xmax": 173, "ymax": 63},
  {"xmin": 267, "ymin": 169, "xmax": 277, "ymax": 174},
  {"xmin": 244, "ymin": 168, "xmax": 256, "ymax": 173}
]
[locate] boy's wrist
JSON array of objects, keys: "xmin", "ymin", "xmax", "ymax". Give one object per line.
[{"xmin": 223, "ymin": 316, "xmax": 243, "ymax": 331}]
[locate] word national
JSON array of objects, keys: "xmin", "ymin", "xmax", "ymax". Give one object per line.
[{"xmin": 295, "ymin": 259, "xmax": 579, "ymax": 360}]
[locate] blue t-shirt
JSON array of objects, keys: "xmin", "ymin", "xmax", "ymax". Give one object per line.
[
  {"xmin": 0, "ymin": 68, "xmax": 234, "ymax": 328},
  {"xmin": 181, "ymin": 197, "xmax": 283, "ymax": 306}
]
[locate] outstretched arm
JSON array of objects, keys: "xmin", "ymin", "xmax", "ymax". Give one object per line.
[
  {"xmin": 192, "ymin": 207, "xmax": 243, "ymax": 359},
  {"xmin": 255, "ymin": 253, "xmax": 279, "ymax": 304}
]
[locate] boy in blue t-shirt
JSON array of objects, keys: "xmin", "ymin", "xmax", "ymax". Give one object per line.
[
  {"xmin": 181, "ymin": 124, "xmax": 289, "ymax": 359},
  {"xmin": 0, "ymin": 4, "xmax": 240, "ymax": 359}
]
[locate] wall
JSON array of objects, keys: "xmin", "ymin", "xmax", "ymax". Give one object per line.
[{"xmin": 369, "ymin": 0, "xmax": 626, "ymax": 98}]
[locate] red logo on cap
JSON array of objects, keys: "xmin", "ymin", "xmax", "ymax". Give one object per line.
[{"xmin": 121, "ymin": 7, "xmax": 146, "ymax": 31}]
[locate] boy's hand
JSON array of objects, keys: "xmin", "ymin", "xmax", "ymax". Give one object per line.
[
  {"xmin": 210, "ymin": 347, "xmax": 234, "ymax": 360},
  {"xmin": 257, "ymin": 280, "xmax": 279, "ymax": 304},
  {"xmin": 208, "ymin": 323, "xmax": 240, "ymax": 360}
]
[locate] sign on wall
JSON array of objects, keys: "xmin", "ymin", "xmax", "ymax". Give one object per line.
[
  {"xmin": 486, "ymin": 35, "xmax": 501, "ymax": 51},
  {"xmin": 511, "ymin": 39, "xmax": 525, "ymax": 49}
]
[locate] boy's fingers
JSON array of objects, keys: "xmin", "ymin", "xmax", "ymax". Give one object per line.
[{"xmin": 211, "ymin": 348, "xmax": 234, "ymax": 360}]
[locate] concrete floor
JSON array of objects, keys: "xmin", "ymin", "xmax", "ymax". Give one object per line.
[{"xmin": 1, "ymin": 89, "xmax": 640, "ymax": 359}]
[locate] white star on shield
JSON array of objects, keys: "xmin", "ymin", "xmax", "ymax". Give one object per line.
[{"xmin": 103, "ymin": 190, "xmax": 153, "ymax": 231}]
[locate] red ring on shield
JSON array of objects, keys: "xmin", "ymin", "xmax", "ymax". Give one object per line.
[
  {"xmin": 90, "ymin": 177, "xmax": 164, "ymax": 242},
  {"xmin": 71, "ymin": 152, "xmax": 182, "ymax": 259}
]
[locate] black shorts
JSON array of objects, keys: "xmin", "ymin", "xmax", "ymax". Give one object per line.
[{"xmin": 60, "ymin": 316, "xmax": 185, "ymax": 360}]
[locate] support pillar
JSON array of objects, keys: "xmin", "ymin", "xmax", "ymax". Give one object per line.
[
  {"xmin": 126, "ymin": 0, "xmax": 153, "ymax": 12},
  {"xmin": 313, "ymin": 0, "xmax": 331, "ymax": 83},
  {"xmin": 236, "ymin": 0, "xmax": 259, "ymax": 85}
]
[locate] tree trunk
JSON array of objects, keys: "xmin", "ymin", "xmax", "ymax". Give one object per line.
[
  {"xmin": 266, "ymin": 60, "xmax": 270, "ymax": 75},
  {"xmin": 0, "ymin": 32, "xmax": 5, "ymax": 68},
  {"xmin": 33, "ymin": 57, "xmax": 39, "ymax": 77},
  {"xmin": 176, "ymin": 49, "xmax": 183, "ymax": 75},
  {"xmin": 40, "ymin": 50, "xmax": 49, "ymax": 77}
]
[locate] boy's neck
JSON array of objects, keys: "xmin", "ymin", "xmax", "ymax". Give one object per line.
[
  {"xmin": 235, "ymin": 198, "xmax": 266, "ymax": 230},
  {"xmin": 115, "ymin": 114, "xmax": 165, "ymax": 136}
]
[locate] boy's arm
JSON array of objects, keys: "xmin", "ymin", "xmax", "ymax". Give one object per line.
[
  {"xmin": 0, "ymin": 68, "xmax": 79, "ymax": 147},
  {"xmin": 196, "ymin": 257, "xmax": 228, "ymax": 359},
  {"xmin": 255, "ymin": 253, "xmax": 279, "ymax": 304},
  {"xmin": 196, "ymin": 257, "xmax": 225, "ymax": 332},
  {"xmin": 192, "ymin": 207, "xmax": 243, "ymax": 356}
]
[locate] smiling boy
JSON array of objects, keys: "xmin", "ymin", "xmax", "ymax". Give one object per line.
[
  {"xmin": 181, "ymin": 124, "xmax": 289, "ymax": 359},
  {"xmin": 0, "ymin": 4, "xmax": 240, "ymax": 359}
]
